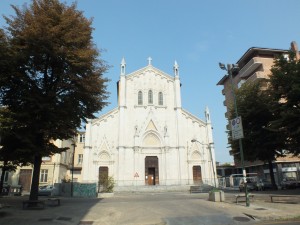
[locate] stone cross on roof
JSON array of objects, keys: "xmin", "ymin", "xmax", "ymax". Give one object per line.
[{"xmin": 147, "ymin": 57, "xmax": 152, "ymax": 65}]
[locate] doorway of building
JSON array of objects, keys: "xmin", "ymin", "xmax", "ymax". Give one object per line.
[
  {"xmin": 193, "ymin": 165, "xmax": 202, "ymax": 185},
  {"xmin": 145, "ymin": 156, "xmax": 159, "ymax": 185},
  {"xmin": 19, "ymin": 169, "xmax": 32, "ymax": 192},
  {"xmin": 98, "ymin": 166, "xmax": 108, "ymax": 192}
]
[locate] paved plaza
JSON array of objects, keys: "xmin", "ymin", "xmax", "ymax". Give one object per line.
[{"xmin": 0, "ymin": 189, "xmax": 300, "ymax": 225}]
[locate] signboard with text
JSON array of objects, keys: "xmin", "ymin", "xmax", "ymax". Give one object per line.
[{"xmin": 231, "ymin": 116, "xmax": 244, "ymax": 140}]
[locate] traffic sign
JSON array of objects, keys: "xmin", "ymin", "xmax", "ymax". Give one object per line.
[
  {"xmin": 231, "ymin": 116, "xmax": 244, "ymax": 140},
  {"xmin": 134, "ymin": 172, "xmax": 139, "ymax": 178}
]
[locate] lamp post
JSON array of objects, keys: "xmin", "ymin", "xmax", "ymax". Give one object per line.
[
  {"xmin": 71, "ymin": 142, "xmax": 76, "ymax": 197},
  {"xmin": 191, "ymin": 139, "xmax": 216, "ymax": 188},
  {"xmin": 219, "ymin": 63, "xmax": 249, "ymax": 207}
]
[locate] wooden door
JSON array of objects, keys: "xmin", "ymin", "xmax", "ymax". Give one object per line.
[
  {"xmin": 145, "ymin": 156, "xmax": 159, "ymax": 185},
  {"xmin": 147, "ymin": 175, "xmax": 154, "ymax": 185},
  {"xmin": 193, "ymin": 166, "xmax": 202, "ymax": 184},
  {"xmin": 98, "ymin": 167, "xmax": 109, "ymax": 192},
  {"xmin": 19, "ymin": 169, "xmax": 32, "ymax": 192},
  {"xmin": 147, "ymin": 167, "xmax": 156, "ymax": 185},
  {"xmin": 99, "ymin": 167, "xmax": 108, "ymax": 178}
]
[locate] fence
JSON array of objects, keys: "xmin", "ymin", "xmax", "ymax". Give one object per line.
[
  {"xmin": 218, "ymin": 176, "xmax": 259, "ymax": 188},
  {"xmin": 56, "ymin": 182, "xmax": 97, "ymax": 197}
]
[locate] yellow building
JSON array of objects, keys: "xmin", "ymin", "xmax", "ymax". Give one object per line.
[{"xmin": 1, "ymin": 132, "xmax": 84, "ymax": 192}]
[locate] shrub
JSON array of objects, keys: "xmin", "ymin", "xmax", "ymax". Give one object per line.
[{"xmin": 99, "ymin": 174, "xmax": 115, "ymax": 193}]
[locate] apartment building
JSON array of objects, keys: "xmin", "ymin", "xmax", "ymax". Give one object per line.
[{"xmin": 217, "ymin": 42, "xmax": 300, "ymax": 184}]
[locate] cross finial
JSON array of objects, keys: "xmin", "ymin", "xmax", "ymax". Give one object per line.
[
  {"xmin": 174, "ymin": 60, "xmax": 179, "ymax": 77},
  {"xmin": 120, "ymin": 57, "xmax": 126, "ymax": 75},
  {"xmin": 147, "ymin": 57, "xmax": 152, "ymax": 65}
]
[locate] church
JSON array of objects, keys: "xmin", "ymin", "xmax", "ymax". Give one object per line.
[{"xmin": 82, "ymin": 58, "xmax": 216, "ymax": 190}]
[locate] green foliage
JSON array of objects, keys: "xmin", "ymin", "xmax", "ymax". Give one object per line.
[
  {"xmin": 99, "ymin": 174, "xmax": 115, "ymax": 193},
  {"xmin": 209, "ymin": 187, "xmax": 221, "ymax": 193},
  {"xmin": 1, "ymin": 0, "xmax": 109, "ymax": 144},
  {"xmin": 269, "ymin": 51, "xmax": 300, "ymax": 155},
  {"xmin": 0, "ymin": 107, "xmax": 32, "ymax": 166},
  {"xmin": 228, "ymin": 80, "xmax": 285, "ymax": 162},
  {"xmin": 227, "ymin": 80, "xmax": 284, "ymax": 188},
  {"xmin": 220, "ymin": 163, "xmax": 233, "ymax": 167},
  {"xmin": 0, "ymin": 107, "xmax": 32, "ymax": 195}
]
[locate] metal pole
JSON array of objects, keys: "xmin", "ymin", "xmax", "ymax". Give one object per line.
[
  {"xmin": 71, "ymin": 143, "xmax": 75, "ymax": 197},
  {"xmin": 227, "ymin": 64, "xmax": 249, "ymax": 207},
  {"xmin": 52, "ymin": 163, "xmax": 55, "ymax": 186}
]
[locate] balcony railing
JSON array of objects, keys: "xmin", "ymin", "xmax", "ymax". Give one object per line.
[
  {"xmin": 239, "ymin": 57, "xmax": 262, "ymax": 78},
  {"xmin": 246, "ymin": 71, "xmax": 268, "ymax": 82}
]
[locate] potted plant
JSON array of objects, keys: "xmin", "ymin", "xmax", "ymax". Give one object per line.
[{"xmin": 98, "ymin": 175, "xmax": 115, "ymax": 198}]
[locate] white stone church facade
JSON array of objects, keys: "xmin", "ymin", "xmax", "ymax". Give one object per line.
[{"xmin": 82, "ymin": 58, "xmax": 216, "ymax": 190}]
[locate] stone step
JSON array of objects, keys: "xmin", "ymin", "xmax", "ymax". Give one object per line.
[
  {"xmin": 114, "ymin": 185, "xmax": 190, "ymax": 192},
  {"xmin": 190, "ymin": 184, "xmax": 214, "ymax": 193}
]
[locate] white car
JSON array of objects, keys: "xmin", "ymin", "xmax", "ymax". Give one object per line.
[{"xmin": 38, "ymin": 185, "xmax": 55, "ymax": 196}]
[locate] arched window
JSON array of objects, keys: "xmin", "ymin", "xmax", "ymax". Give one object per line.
[
  {"xmin": 158, "ymin": 92, "xmax": 163, "ymax": 105},
  {"xmin": 148, "ymin": 90, "xmax": 153, "ymax": 104},
  {"xmin": 138, "ymin": 91, "xmax": 143, "ymax": 105}
]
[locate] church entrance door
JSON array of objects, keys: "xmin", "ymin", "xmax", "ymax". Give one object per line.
[
  {"xmin": 145, "ymin": 156, "xmax": 159, "ymax": 185},
  {"xmin": 98, "ymin": 166, "xmax": 108, "ymax": 192},
  {"xmin": 147, "ymin": 168, "xmax": 155, "ymax": 185},
  {"xmin": 193, "ymin": 165, "xmax": 202, "ymax": 184}
]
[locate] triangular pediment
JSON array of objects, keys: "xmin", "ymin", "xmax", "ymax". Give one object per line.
[
  {"xmin": 146, "ymin": 120, "xmax": 157, "ymax": 131},
  {"xmin": 100, "ymin": 142, "xmax": 109, "ymax": 152},
  {"xmin": 126, "ymin": 65, "xmax": 174, "ymax": 82}
]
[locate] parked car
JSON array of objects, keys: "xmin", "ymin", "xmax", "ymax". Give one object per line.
[
  {"xmin": 38, "ymin": 185, "xmax": 55, "ymax": 196},
  {"xmin": 256, "ymin": 179, "xmax": 274, "ymax": 190},
  {"xmin": 1, "ymin": 184, "xmax": 10, "ymax": 196},
  {"xmin": 239, "ymin": 179, "xmax": 257, "ymax": 192},
  {"xmin": 281, "ymin": 177, "xmax": 299, "ymax": 189}
]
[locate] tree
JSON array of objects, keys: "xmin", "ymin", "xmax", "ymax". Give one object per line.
[
  {"xmin": 0, "ymin": 30, "xmax": 20, "ymax": 195},
  {"xmin": 269, "ymin": 50, "xmax": 300, "ymax": 155},
  {"xmin": 228, "ymin": 80, "xmax": 285, "ymax": 188},
  {"xmin": 0, "ymin": 0, "xmax": 109, "ymax": 200}
]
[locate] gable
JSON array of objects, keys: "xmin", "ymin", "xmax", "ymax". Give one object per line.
[
  {"xmin": 126, "ymin": 65, "xmax": 174, "ymax": 82},
  {"xmin": 91, "ymin": 108, "xmax": 119, "ymax": 126},
  {"xmin": 146, "ymin": 120, "xmax": 157, "ymax": 131}
]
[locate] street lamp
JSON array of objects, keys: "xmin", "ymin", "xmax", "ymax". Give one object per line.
[
  {"xmin": 219, "ymin": 63, "xmax": 250, "ymax": 207},
  {"xmin": 71, "ymin": 142, "xmax": 76, "ymax": 197},
  {"xmin": 191, "ymin": 139, "xmax": 216, "ymax": 188}
]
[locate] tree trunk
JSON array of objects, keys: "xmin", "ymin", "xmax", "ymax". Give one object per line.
[
  {"xmin": 268, "ymin": 160, "xmax": 277, "ymax": 190},
  {"xmin": 29, "ymin": 155, "xmax": 42, "ymax": 201},
  {"xmin": 0, "ymin": 161, "xmax": 8, "ymax": 196}
]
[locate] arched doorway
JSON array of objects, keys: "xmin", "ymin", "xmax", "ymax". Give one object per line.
[
  {"xmin": 193, "ymin": 165, "xmax": 202, "ymax": 184},
  {"xmin": 145, "ymin": 156, "xmax": 159, "ymax": 185}
]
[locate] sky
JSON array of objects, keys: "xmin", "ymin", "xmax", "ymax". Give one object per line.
[{"xmin": 1, "ymin": 0, "xmax": 300, "ymax": 164}]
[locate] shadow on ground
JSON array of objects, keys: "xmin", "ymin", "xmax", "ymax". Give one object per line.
[{"xmin": 0, "ymin": 195, "xmax": 103, "ymax": 225}]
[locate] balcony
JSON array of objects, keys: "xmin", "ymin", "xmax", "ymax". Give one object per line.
[
  {"xmin": 221, "ymin": 89, "xmax": 225, "ymax": 95},
  {"xmin": 225, "ymin": 112, "xmax": 228, "ymax": 118},
  {"xmin": 246, "ymin": 71, "xmax": 268, "ymax": 83},
  {"xmin": 226, "ymin": 124, "xmax": 231, "ymax": 131},
  {"xmin": 239, "ymin": 57, "xmax": 262, "ymax": 78},
  {"xmin": 223, "ymin": 100, "xmax": 226, "ymax": 106}
]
